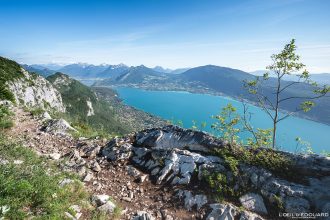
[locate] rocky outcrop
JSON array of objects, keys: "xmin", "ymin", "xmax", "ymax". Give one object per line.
[
  {"xmin": 86, "ymin": 99, "xmax": 95, "ymax": 116},
  {"xmin": 102, "ymin": 125, "xmax": 330, "ymax": 219},
  {"xmin": 7, "ymin": 68, "xmax": 65, "ymax": 112},
  {"xmin": 42, "ymin": 118, "xmax": 77, "ymax": 135},
  {"xmin": 135, "ymin": 126, "xmax": 225, "ymax": 152}
]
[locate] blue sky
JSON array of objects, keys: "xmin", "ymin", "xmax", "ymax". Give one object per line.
[{"xmin": 0, "ymin": 0, "xmax": 330, "ymax": 72}]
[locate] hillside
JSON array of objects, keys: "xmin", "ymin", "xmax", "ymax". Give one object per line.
[
  {"xmin": 115, "ymin": 65, "xmax": 167, "ymax": 83},
  {"xmin": 47, "ymin": 72, "xmax": 165, "ymax": 135},
  {"xmin": 0, "ymin": 56, "xmax": 65, "ymax": 112}
]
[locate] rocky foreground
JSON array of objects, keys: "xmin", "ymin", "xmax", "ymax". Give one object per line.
[{"xmin": 4, "ymin": 107, "xmax": 330, "ymax": 219}]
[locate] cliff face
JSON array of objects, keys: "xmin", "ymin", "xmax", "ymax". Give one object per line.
[
  {"xmin": 6, "ymin": 68, "xmax": 65, "ymax": 112},
  {"xmin": 102, "ymin": 125, "xmax": 330, "ymax": 219}
]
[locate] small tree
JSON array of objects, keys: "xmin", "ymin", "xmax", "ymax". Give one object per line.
[
  {"xmin": 211, "ymin": 103, "xmax": 241, "ymax": 145},
  {"xmin": 244, "ymin": 39, "xmax": 329, "ymax": 148}
]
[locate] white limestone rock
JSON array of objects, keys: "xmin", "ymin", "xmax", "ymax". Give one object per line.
[{"xmin": 239, "ymin": 193, "xmax": 268, "ymax": 215}]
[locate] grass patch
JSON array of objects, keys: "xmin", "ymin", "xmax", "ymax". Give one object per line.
[
  {"xmin": 0, "ymin": 135, "xmax": 90, "ymax": 219},
  {"xmin": 29, "ymin": 107, "xmax": 45, "ymax": 117},
  {"xmin": 0, "ymin": 105, "xmax": 14, "ymax": 129},
  {"xmin": 70, "ymin": 121, "xmax": 116, "ymax": 140}
]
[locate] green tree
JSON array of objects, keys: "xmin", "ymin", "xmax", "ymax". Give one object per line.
[
  {"xmin": 244, "ymin": 39, "xmax": 329, "ymax": 148},
  {"xmin": 211, "ymin": 103, "xmax": 241, "ymax": 145}
]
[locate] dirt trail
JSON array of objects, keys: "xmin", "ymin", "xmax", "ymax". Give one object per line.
[{"xmin": 6, "ymin": 107, "xmax": 198, "ymax": 220}]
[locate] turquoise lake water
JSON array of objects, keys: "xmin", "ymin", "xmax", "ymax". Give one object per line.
[{"xmin": 116, "ymin": 87, "xmax": 329, "ymax": 153}]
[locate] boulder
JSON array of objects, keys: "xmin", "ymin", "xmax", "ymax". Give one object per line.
[
  {"xmin": 83, "ymin": 172, "xmax": 93, "ymax": 182},
  {"xmin": 206, "ymin": 203, "xmax": 237, "ymax": 220},
  {"xmin": 177, "ymin": 190, "xmax": 207, "ymax": 211},
  {"xmin": 48, "ymin": 153, "xmax": 61, "ymax": 160},
  {"xmin": 206, "ymin": 203, "xmax": 264, "ymax": 220},
  {"xmin": 97, "ymin": 201, "xmax": 116, "ymax": 214},
  {"xmin": 126, "ymin": 165, "xmax": 141, "ymax": 177},
  {"xmin": 92, "ymin": 194, "xmax": 110, "ymax": 206},
  {"xmin": 284, "ymin": 196, "xmax": 310, "ymax": 213},
  {"xmin": 135, "ymin": 125, "xmax": 225, "ymax": 152},
  {"xmin": 42, "ymin": 119, "xmax": 76, "ymax": 135},
  {"xmin": 91, "ymin": 161, "xmax": 101, "ymax": 172},
  {"xmin": 102, "ymin": 138, "xmax": 133, "ymax": 161},
  {"xmin": 239, "ymin": 193, "xmax": 268, "ymax": 215},
  {"xmin": 41, "ymin": 111, "xmax": 52, "ymax": 121}
]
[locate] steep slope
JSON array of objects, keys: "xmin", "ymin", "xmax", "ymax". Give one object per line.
[
  {"xmin": 47, "ymin": 73, "xmax": 165, "ymax": 135},
  {"xmin": 0, "ymin": 56, "xmax": 65, "ymax": 112},
  {"xmin": 47, "ymin": 72, "xmax": 129, "ymax": 134}
]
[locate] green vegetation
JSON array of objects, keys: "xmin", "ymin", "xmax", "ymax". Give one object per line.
[
  {"xmin": 204, "ymin": 145, "xmax": 293, "ymax": 203},
  {"xmin": 0, "ymin": 56, "xmax": 24, "ymax": 102},
  {"xmin": 211, "ymin": 103, "xmax": 241, "ymax": 145},
  {"xmin": 205, "ymin": 102, "xmax": 294, "ymax": 203},
  {"xmin": 28, "ymin": 106, "xmax": 46, "ymax": 117},
  {"xmin": 244, "ymin": 39, "xmax": 330, "ymax": 148},
  {"xmin": 47, "ymin": 73, "xmax": 130, "ymax": 136},
  {"xmin": 0, "ymin": 135, "xmax": 90, "ymax": 219},
  {"xmin": 204, "ymin": 172, "xmax": 237, "ymax": 201},
  {"xmin": 70, "ymin": 121, "xmax": 115, "ymax": 139},
  {"xmin": 0, "ymin": 105, "xmax": 14, "ymax": 129}
]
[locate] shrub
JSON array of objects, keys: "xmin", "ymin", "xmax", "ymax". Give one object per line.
[{"xmin": 0, "ymin": 105, "xmax": 14, "ymax": 129}]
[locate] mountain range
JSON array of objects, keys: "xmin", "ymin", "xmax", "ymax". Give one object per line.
[
  {"xmin": 94, "ymin": 65, "xmax": 330, "ymax": 125},
  {"xmin": 22, "ymin": 63, "xmax": 190, "ymax": 79},
  {"xmin": 19, "ymin": 62, "xmax": 330, "ymax": 125}
]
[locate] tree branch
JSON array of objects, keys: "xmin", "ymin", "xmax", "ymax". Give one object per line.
[{"xmin": 279, "ymin": 93, "xmax": 329, "ymax": 103}]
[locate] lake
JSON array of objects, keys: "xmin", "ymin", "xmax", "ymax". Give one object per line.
[{"xmin": 116, "ymin": 87, "xmax": 330, "ymax": 154}]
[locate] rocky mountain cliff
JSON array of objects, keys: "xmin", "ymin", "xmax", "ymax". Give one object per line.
[{"xmin": 0, "ymin": 57, "xmax": 65, "ymax": 112}]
